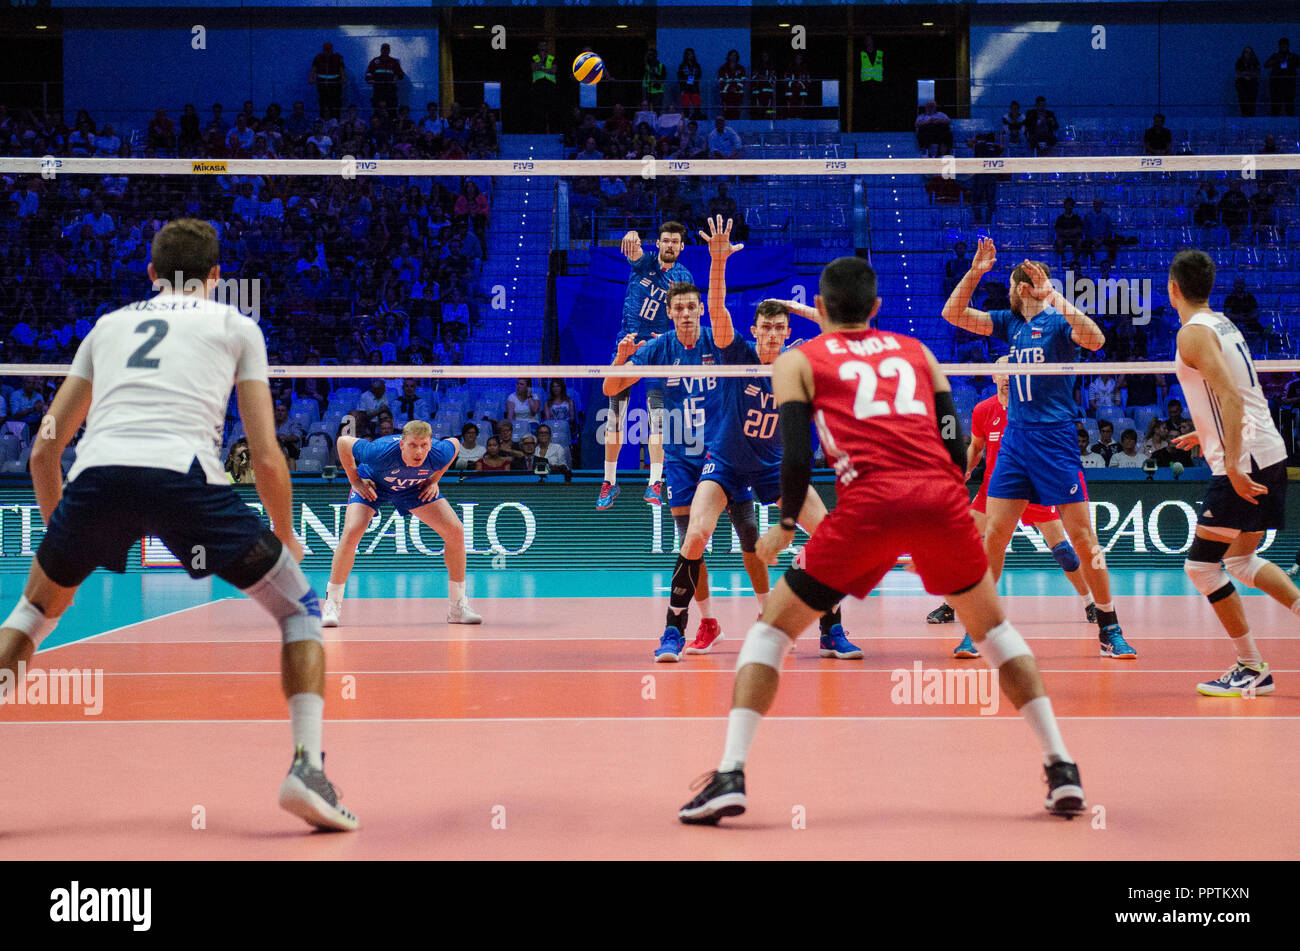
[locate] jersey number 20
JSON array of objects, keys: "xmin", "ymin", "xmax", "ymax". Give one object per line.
[
  {"xmin": 743, "ymin": 409, "xmax": 778, "ymax": 439},
  {"xmin": 840, "ymin": 358, "xmax": 928, "ymax": 419},
  {"xmin": 127, "ymin": 319, "xmax": 169, "ymax": 368}
]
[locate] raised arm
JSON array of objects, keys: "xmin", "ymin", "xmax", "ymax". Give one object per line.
[
  {"xmin": 941, "ymin": 236, "xmax": 997, "ymax": 335},
  {"xmin": 602, "ymin": 334, "xmax": 648, "ymax": 396},
  {"xmin": 621, "ymin": 230, "xmax": 645, "ymax": 263},
  {"xmin": 1018, "ymin": 260, "xmax": 1105, "ymax": 351},
  {"xmin": 701, "ymin": 214, "xmax": 742, "ymax": 348}
]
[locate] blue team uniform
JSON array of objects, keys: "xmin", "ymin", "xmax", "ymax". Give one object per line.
[
  {"xmin": 985, "ymin": 307, "xmax": 1086, "ymax": 506},
  {"xmin": 628, "ymin": 329, "xmax": 748, "ymax": 507},
  {"xmin": 699, "ymin": 342, "xmax": 783, "ymax": 505},
  {"xmin": 619, "ymin": 253, "xmax": 693, "ymax": 343},
  {"xmin": 347, "ymin": 435, "xmax": 458, "ymax": 514}
]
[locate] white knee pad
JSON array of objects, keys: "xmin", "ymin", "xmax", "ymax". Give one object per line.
[
  {"xmin": 1184, "ymin": 559, "xmax": 1234, "ymax": 599},
  {"xmin": 736, "ymin": 621, "xmax": 791, "ymax": 672},
  {"xmin": 242, "ymin": 546, "xmax": 323, "ymax": 645},
  {"xmin": 979, "ymin": 621, "xmax": 1032, "ymax": 668},
  {"xmin": 1224, "ymin": 554, "xmax": 1269, "ymax": 588},
  {"xmin": 649, "ymin": 407, "xmax": 665, "ymax": 438},
  {"xmin": 2, "ymin": 596, "xmax": 60, "ymax": 650}
]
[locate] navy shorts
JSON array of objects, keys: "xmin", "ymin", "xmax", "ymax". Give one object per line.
[
  {"xmin": 699, "ymin": 457, "xmax": 781, "ymax": 506},
  {"xmin": 987, "ymin": 422, "xmax": 1087, "ymax": 507},
  {"xmin": 1200, "ymin": 460, "xmax": 1288, "ymax": 533},
  {"xmin": 665, "ymin": 454, "xmax": 706, "ymax": 509},
  {"xmin": 37, "ymin": 460, "xmax": 265, "ymax": 587},
  {"xmin": 347, "ymin": 486, "xmax": 440, "ymax": 516}
]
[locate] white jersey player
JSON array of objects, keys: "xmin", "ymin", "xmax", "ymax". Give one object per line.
[
  {"xmin": 0, "ymin": 219, "xmax": 358, "ymax": 831},
  {"xmin": 1167, "ymin": 248, "xmax": 1300, "ymax": 698}
]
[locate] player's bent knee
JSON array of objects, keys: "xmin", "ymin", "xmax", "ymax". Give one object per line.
[
  {"xmin": 682, "ymin": 529, "xmax": 709, "ymax": 558},
  {"xmin": 222, "ymin": 531, "xmax": 322, "ymax": 644},
  {"xmin": 979, "ymin": 620, "xmax": 1032, "ymax": 668},
  {"xmin": 1185, "ymin": 559, "xmax": 1235, "ymax": 602},
  {"xmin": 674, "ymin": 513, "xmax": 691, "ymax": 537},
  {"xmin": 1224, "ymin": 553, "xmax": 1269, "ymax": 589},
  {"xmin": 782, "ymin": 567, "xmax": 845, "ymax": 614},
  {"xmin": 736, "ymin": 621, "xmax": 790, "ymax": 672},
  {"xmin": 728, "ymin": 501, "xmax": 759, "ymax": 553},
  {"xmin": 1050, "ymin": 540, "xmax": 1080, "ymax": 573},
  {"xmin": 2, "ymin": 596, "xmax": 61, "ymax": 650}
]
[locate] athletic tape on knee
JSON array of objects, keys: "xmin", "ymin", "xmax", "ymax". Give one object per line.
[
  {"xmin": 729, "ymin": 501, "xmax": 759, "ymax": 553},
  {"xmin": 1050, "ymin": 541, "xmax": 1080, "ymax": 573},
  {"xmin": 1224, "ymin": 553, "xmax": 1269, "ymax": 588},
  {"xmin": 736, "ymin": 621, "xmax": 791, "ymax": 672},
  {"xmin": 242, "ymin": 545, "xmax": 323, "ymax": 644},
  {"xmin": 1184, "ymin": 559, "xmax": 1234, "ymax": 602},
  {"xmin": 979, "ymin": 621, "xmax": 1032, "ymax": 668},
  {"xmin": 649, "ymin": 407, "xmax": 665, "ymax": 439},
  {"xmin": 2, "ymin": 596, "xmax": 60, "ymax": 649},
  {"xmin": 674, "ymin": 513, "xmax": 691, "ymax": 536}
]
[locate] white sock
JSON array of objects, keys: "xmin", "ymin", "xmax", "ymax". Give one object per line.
[
  {"xmin": 604, "ymin": 461, "xmax": 617, "ymax": 484},
  {"xmin": 1233, "ymin": 631, "xmax": 1263, "ymax": 668},
  {"xmin": 649, "ymin": 461, "xmax": 663, "ymax": 484},
  {"xmin": 698, "ymin": 596, "xmax": 714, "ymax": 619},
  {"xmin": 450, "ymin": 580, "xmax": 466, "ymax": 603},
  {"xmin": 288, "ymin": 692, "xmax": 324, "ymax": 769},
  {"xmin": 1095, "ymin": 601, "xmax": 1114, "ymax": 613},
  {"xmin": 1080, "ymin": 592, "xmax": 1094, "ymax": 611},
  {"xmin": 719, "ymin": 708, "xmax": 762, "ymax": 772},
  {"xmin": 756, "ymin": 591, "xmax": 769, "ymax": 610},
  {"xmin": 1019, "ymin": 696, "xmax": 1072, "ymax": 766},
  {"xmin": 326, "ymin": 582, "xmax": 344, "ymax": 603}
]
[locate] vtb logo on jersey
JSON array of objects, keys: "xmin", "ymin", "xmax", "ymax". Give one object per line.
[
  {"xmin": 1013, "ymin": 346, "xmax": 1045, "ymax": 363},
  {"xmin": 744, "ymin": 384, "xmax": 761, "ymax": 397}
]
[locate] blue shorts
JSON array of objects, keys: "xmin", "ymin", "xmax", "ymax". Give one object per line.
[
  {"xmin": 987, "ymin": 423, "xmax": 1087, "ymax": 507},
  {"xmin": 37, "ymin": 460, "xmax": 265, "ymax": 586},
  {"xmin": 347, "ymin": 486, "xmax": 440, "ymax": 516},
  {"xmin": 699, "ymin": 457, "xmax": 781, "ymax": 506},
  {"xmin": 665, "ymin": 454, "xmax": 705, "ymax": 509}
]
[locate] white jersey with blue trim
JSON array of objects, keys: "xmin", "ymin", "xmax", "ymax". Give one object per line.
[{"xmin": 1174, "ymin": 310, "xmax": 1286, "ymax": 476}]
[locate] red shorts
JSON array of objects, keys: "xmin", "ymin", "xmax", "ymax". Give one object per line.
[
  {"xmin": 799, "ymin": 480, "xmax": 988, "ymax": 598},
  {"xmin": 680, "ymin": 92, "xmax": 701, "ymax": 108},
  {"xmin": 971, "ymin": 481, "xmax": 1059, "ymax": 525}
]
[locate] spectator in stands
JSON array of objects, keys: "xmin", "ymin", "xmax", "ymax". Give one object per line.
[
  {"xmin": 454, "ymin": 180, "xmax": 490, "ymax": 245},
  {"xmin": 1053, "ymin": 197, "xmax": 1085, "ymax": 265},
  {"xmin": 783, "ymin": 53, "xmax": 812, "ymax": 119},
  {"xmin": 275, "ymin": 400, "xmax": 304, "ymax": 452},
  {"xmin": 1193, "ymin": 179, "xmax": 1220, "ymax": 227},
  {"xmin": 914, "ymin": 100, "xmax": 952, "ymax": 157},
  {"xmin": 1142, "ymin": 417, "xmax": 1170, "ymax": 460},
  {"xmin": 673, "ymin": 120, "xmax": 708, "ymax": 160},
  {"xmin": 530, "ymin": 41, "xmax": 557, "ymax": 134},
  {"xmin": 357, "ymin": 379, "xmax": 390, "ymax": 422},
  {"xmin": 534, "ymin": 424, "xmax": 571, "ymax": 473},
  {"xmin": 1169, "ymin": 418, "xmax": 1201, "ymax": 468},
  {"xmin": 1092, "ymin": 420, "xmax": 1119, "ymax": 464},
  {"xmin": 284, "ymin": 101, "xmax": 311, "ymax": 146},
  {"xmin": 375, "ymin": 412, "xmax": 396, "ymax": 437},
  {"xmin": 10, "ymin": 178, "xmax": 39, "ymax": 218},
  {"xmin": 1001, "ymin": 100, "xmax": 1024, "ymax": 150},
  {"xmin": 467, "ymin": 114, "xmax": 498, "ymax": 159},
  {"xmin": 1083, "ymin": 198, "xmax": 1126, "ymax": 264},
  {"xmin": 718, "ymin": 50, "xmax": 746, "ymax": 120},
  {"xmin": 455, "ymin": 423, "xmax": 486, "ymax": 469},
  {"xmin": 9, "ymin": 377, "xmax": 46, "ymax": 429},
  {"xmin": 1249, "ymin": 182, "xmax": 1278, "ymax": 245},
  {"xmin": 512, "ymin": 434, "xmax": 540, "ymax": 472},
  {"xmin": 1122, "ymin": 372, "xmax": 1161, "ymax": 408},
  {"xmin": 1143, "ymin": 113, "xmax": 1172, "ymax": 155},
  {"xmin": 629, "ymin": 122, "xmax": 658, "ymax": 159},
  {"xmin": 366, "ymin": 43, "xmax": 405, "ymax": 112},
  {"xmin": 706, "ymin": 183, "xmax": 746, "ymax": 240},
  {"xmin": 83, "ymin": 199, "xmax": 114, "ymax": 237},
  {"xmin": 576, "ymin": 136, "xmax": 604, "ymax": 161},
  {"xmin": 1223, "ymin": 277, "xmax": 1265, "ymax": 337},
  {"xmin": 1218, "ymin": 179, "xmax": 1251, "ymax": 244},
  {"xmin": 1078, "ymin": 429, "xmax": 1107, "ymax": 468},
  {"xmin": 751, "ymin": 51, "xmax": 777, "ymax": 121},
  {"xmin": 544, "ymin": 379, "xmax": 577, "ymax": 425},
  {"xmin": 1108, "ymin": 428, "xmax": 1148, "ymax": 468},
  {"xmin": 643, "ymin": 48, "xmax": 667, "ymax": 112},
  {"xmin": 506, "ymin": 378, "xmax": 541, "ymax": 423},
  {"xmin": 434, "ymin": 326, "xmax": 464, "ymax": 365},
  {"xmin": 477, "ymin": 436, "xmax": 513, "ymax": 473},
  {"xmin": 942, "ymin": 242, "xmax": 970, "ymax": 298},
  {"xmin": 1236, "ymin": 46, "xmax": 1262, "ymax": 116},
  {"xmin": 226, "ymin": 438, "xmax": 255, "ymax": 483},
  {"xmin": 421, "ymin": 101, "xmax": 447, "ymax": 140},
  {"xmin": 1024, "ymin": 96, "xmax": 1058, "ymax": 154},
  {"xmin": 1163, "ymin": 398, "xmax": 1187, "ymax": 432},
  {"xmin": 306, "ymin": 120, "xmax": 333, "ymax": 158},
  {"xmin": 1087, "ymin": 373, "xmax": 1123, "ymax": 417},
  {"xmin": 708, "ymin": 116, "xmax": 742, "ymax": 159},
  {"xmin": 677, "ymin": 48, "xmax": 704, "ymax": 120},
  {"xmin": 1265, "ymin": 38, "xmax": 1297, "ymax": 116},
  {"xmin": 93, "ymin": 124, "xmax": 121, "ymax": 157},
  {"xmin": 147, "ymin": 109, "xmax": 175, "ymax": 152},
  {"xmin": 966, "ymin": 132, "xmax": 1002, "ymax": 222}
]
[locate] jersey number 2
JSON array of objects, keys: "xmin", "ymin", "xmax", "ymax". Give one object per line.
[
  {"xmin": 840, "ymin": 358, "xmax": 928, "ymax": 419},
  {"xmin": 127, "ymin": 319, "xmax": 169, "ymax": 368}
]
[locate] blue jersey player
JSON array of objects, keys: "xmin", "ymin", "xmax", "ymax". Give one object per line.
[
  {"xmin": 598, "ymin": 221, "xmax": 692, "ymax": 512},
  {"xmin": 324, "ymin": 419, "xmax": 482, "ymax": 627},
  {"xmin": 942, "ymin": 238, "xmax": 1134, "ymax": 658}
]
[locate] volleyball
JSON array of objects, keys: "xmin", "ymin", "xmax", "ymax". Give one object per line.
[{"xmin": 572, "ymin": 51, "xmax": 604, "ymax": 85}]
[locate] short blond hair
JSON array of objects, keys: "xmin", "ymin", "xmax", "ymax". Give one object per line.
[{"xmin": 401, "ymin": 420, "xmax": 433, "ymax": 439}]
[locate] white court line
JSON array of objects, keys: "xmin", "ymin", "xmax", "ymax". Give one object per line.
[
  {"xmin": 69, "ymin": 634, "xmax": 1300, "ymax": 643},
  {"xmin": 2, "ymin": 715, "xmax": 1297, "ymax": 725},
  {"xmin": 63, "ymin": 668, "xmax": 1300, "ymax": 676},
  {"xmin": 36, "ymin": 600, "xmax": 232, "ymax": 654}
]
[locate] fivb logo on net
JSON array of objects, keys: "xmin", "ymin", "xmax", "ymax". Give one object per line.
[
  {"xmin": 152, "ymin": 272, "xmax": 262, "ymax": 321},
  {"xmin": 1051, "ymin": 270, "xmax": 1152, "ymax": 326}
]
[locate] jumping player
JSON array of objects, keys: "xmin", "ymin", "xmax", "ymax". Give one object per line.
[
  {"xmin": 941, "ymin": 238, "xmax": 1135, "ymax": 659},
  {"xmin": 664, "ymin": 222, "xmax": 861, "ymax": 659},
  {"xmin": 598, "ymin": 221, "xmax": 692, "ymax": 511},
  {"xmin": 1167, "ymin": 249, "xmax": 1300, "ymax": 696},
  {"xmin": 926, "ymin": 358, "xmax": 1097, "ymax": 657},
  {"xmin": 0, "ymin": 219, "xmax": 357, "ymax": 831},
  {"xmin": 605, "ymin": 218, "xmax": 742, "ymax": 661},
  {"xmin": 679, "ymin": 256, "xmax": 1085, "ymax": 823},
  {"xmin": 322, "ymin": 419, "xmax": 481, "ymax": 626}
]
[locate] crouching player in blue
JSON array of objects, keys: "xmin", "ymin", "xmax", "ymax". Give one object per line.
[{"xmin": 322, "ymin": 419, "xmax": 482, "ymax": 626}]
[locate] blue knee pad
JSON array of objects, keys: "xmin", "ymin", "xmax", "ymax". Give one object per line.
[
  {"xmin": 1051, "ymin": 540, "xmax": 1080, "ymax": 572},
  {"xmin": 728, "ymin": 501, "xmax": 759, "ymax": 553}
]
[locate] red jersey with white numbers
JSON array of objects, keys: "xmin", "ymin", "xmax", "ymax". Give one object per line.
[{"xmin": 799, "ymin": 328, "xmax": 962, "ymax": 498}]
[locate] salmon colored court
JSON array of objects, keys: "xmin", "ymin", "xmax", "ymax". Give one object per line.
[{"xmin": 2, "ymin": 590, "xmax": 1298, "ymax": 860}]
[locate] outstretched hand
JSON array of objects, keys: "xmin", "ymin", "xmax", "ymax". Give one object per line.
[
  {"xmin": 700, "ymin": 214, "xmax": 743, "ymax": 259},
  {"xmin": 971, "ymin": 236, "xmax": 997, "ymax": 274},
  {"xmin": 615, "ymin": 333, "xmax": 647, "ymax": 363},
  {"xmin": 1019, "ymin": 259, "xmax": 1054, "ymax": 299}
]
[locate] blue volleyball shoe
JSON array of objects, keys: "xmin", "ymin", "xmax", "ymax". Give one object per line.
[{"xmin": 655, "ymin": 626, "xmax": 685, "ymax": 663}]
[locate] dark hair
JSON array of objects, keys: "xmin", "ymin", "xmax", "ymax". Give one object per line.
[
  {"xmin": 659, "ymin": 221, "xmax": 687, "ymax": 241},
  {"xmin": 462, "ymin": 422, "xmax": 478, "ymax": 435},
  {"xmin": 1169, "ymin": 249, "xmax": 1215, "ymax": 302},
  {"xmin": 151, "ymin": 218, "xmax": 220, "ymax": 287},
  {"xmin": 753, "ymin": 300, "xmax": 790, "ymax": 322},
  {"xmin": 818, "ymin": 256, "xmax": 878, "ymax": 325},
  {"xmin": 1120, "ymin": 428, "xmax": 1138, "ymax": 442},
  {"xmin": 1009, "ymin": 259, "xmax": 1051, "ymax": 288},
  {"xmin": 666, "ymin": 282, "xmax": 703, "ymax": 307},
  {"xmin": 1098, "ymin": 419, "xmax": 1114, "ymax": 431}
]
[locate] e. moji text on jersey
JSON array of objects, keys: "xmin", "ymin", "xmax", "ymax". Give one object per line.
[
  {"xmin": 825, "ymin": 335, "xmax": 902, "ymax": 357},
  {"xmin": 151, "ymin": 272, "xmax": 261, "ymax": 321}
]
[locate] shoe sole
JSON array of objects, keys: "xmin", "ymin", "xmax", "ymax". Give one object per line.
[
  {"xmin": 1196, "ymin": 682, "xmax": 1275, "ymax": 697},
  {"xmin": 1099, "ymin": 649, "xmax": 1137, "ymax": 659},
  {"xmin": 1045, "ymin": 786, "xmax": 1087, "ymax": 817},
  {"xmin": 655, "ymin": 652, "xmax": 682, "ymax": 663},
  {"xmin": 321, "ymin": 618, "xmax": 339, "ymax": 628},
  {"xmin": 926, "ymin": 615, "xmax": 954, "ymax": 624},
  {"xmin": 953, "ymin": 650, "xmax": 980, "ymax": 659},
  {"xmin": 683, "ymin": 632, "xmax": 723, "ymax": 654},
  {"xmin": 278, "ymin": 775, "xmax": 359, "ymax": 831},
  {"xmin": 819, "ymin": 648, "xmax": 863, "ymax": 659},
  {"xmin": 447, "ymin": 616, "xmax": 483, "ymax": 624},
  {"xmin": 678, "ymin": 793, "xmax": 747, "ymax": 824}
]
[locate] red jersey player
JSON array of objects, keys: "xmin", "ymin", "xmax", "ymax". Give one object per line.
[
  {"xmin": 926, "ymin": 360, "xmax": 1097, "ymax": 657},
  {"xmin": 678, "ymin": 256, "xmax": 1086, "ymax": 824}
]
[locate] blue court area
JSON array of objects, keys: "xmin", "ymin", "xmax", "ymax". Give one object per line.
[{"xmin": 17, "ymin": 565, "xmax": 1270, "ymax": 653}]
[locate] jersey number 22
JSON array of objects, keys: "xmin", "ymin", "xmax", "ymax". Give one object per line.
[{"xmin": 840, "ymin": 358, "xmax": 928, "ymax": 419}]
